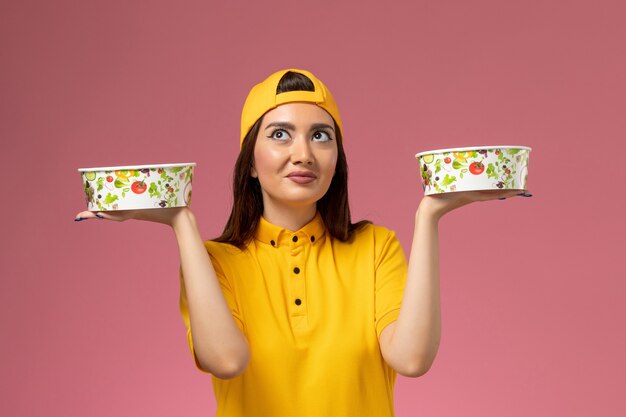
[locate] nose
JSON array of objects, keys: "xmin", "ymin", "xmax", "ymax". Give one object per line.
[{"xmin": 290, "ymin": 136, "xmax": 314, "ymax": 165}]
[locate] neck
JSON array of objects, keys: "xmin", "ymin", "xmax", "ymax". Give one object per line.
[{"xmin": 262, "ymin": 204, "xmax": 317, "ymax": 231}]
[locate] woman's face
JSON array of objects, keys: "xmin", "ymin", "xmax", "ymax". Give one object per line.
[{"xmin": 252, "ymin": 102, "xmax": 338, "ymax": 213}]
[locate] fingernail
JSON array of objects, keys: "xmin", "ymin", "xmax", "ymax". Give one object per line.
[
  {"xmin": 74, "ymin": 217, "xmax": 85, "ymax": 222},
  {"xmin": 95, "ymin": 213, "xmax": 104, "ymax": 219}
]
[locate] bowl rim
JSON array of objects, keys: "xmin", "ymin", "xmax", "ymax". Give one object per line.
[
  {"xmin": 415, "ymin": 145, "xmax": 531, "ymax": 158},
  {"xmin": 78, "ymin": 162, "xmax": 196, "ymax": 172}
]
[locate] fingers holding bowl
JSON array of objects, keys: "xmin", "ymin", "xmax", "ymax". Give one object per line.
[
  {"xmin": 422, "ymin": 188, "xmax": 534, "ymax": 218},
  {"xmin": 498, "ymin": 191, "xmax": 534, "ymax": 200},
  {"xmin": 74, "ymin": 211, "xmax": 99, "ymax": 222},
  {"xmin": 74, "ymin": 207, "xmax": 188, "ymax": 226},
  {"xmin": 463, "ymin": 189, "xmax": 532, "ymax": 202},
  {"xmin": 477, "ymin": 189, "xmax": 524, "ymax": 201},
  {"xmin": 74, "ymin": 210, "xmax": 130, "ymax": 222}
]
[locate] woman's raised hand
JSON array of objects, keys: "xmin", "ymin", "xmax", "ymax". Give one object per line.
[
  {"xmin": 418, "ymin": 189, "xmax": 533, "ymax": 220},
  {"xmin": 74, "ymin": 206, "xmax": 190, "ymax": 227}
]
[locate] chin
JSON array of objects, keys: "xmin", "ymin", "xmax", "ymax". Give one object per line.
[{"xmin": 272, "ymin": 191, "xmax": 326, "ymax": 208}]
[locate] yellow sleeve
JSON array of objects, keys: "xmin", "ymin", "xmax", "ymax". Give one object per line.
[
  {"xmin": 374, "ymin": 228, "xmax": 408, "ymax": 339},
  {"xmin": 179, "ymin": 242, "xmax": 244, "ymax": 371}
]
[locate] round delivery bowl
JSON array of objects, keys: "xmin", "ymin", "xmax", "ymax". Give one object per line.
[
  {"xmin": 415, "ymin": 146, "xmax": 531, "ymax": 195},
  {"xmin": 78, "ymin": 163, "xmax": 196, "ymax": 211}
]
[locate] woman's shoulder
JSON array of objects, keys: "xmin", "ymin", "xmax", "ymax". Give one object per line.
[
  {"xmin": 352, "ymin": 221, "xmax": 398, "ymax": 239},
  {"xmin": 347, "ymin": 221, "xmax": 401, "ymax": 250},
  {"xmin": 203, "ymin": 239, "xmax": 246, "ymax": 258},
  {"xmin": 342, "ymin": 222, "xmax": 405, "ymax": 265}
]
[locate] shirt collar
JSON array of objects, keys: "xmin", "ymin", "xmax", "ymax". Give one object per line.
[{"xmin": 255, "ymin": 212, "xmax": 326, "ymax": 248}]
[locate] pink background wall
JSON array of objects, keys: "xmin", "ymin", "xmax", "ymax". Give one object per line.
[{"xmin": 2, "ymin": 0, "xmax": 625, "ymax": 415}]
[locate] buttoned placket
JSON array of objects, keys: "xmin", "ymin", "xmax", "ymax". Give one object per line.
[
  {"xmin": 289, "ymin": 232, "xmax": 307, "ymax": 328},
  {"xmin": 261, "ymin": 218, "xmax": 321, "ymax": 332}
]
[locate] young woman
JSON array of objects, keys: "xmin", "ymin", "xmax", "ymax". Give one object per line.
[{"xmin": 75, "ymin": 69, "xmax": 528, "ymax": 416}]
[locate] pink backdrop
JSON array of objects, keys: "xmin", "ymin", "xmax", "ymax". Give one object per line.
[{"xmin": 2, "ymin": 0, "xmax": 625, "ymax": 415}]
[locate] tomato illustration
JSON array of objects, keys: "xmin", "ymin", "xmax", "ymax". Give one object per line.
[
  {"xmin": 131, "ymin": 180, "xmax": 147, "ymax": 194},
  {"xmin": 106, "ymin": 175, "xmax": 113, "ymax": 182},
  {"xmin": 444, "ymin": 157, "xmax": 451, "ymax": 164},
  {"xmin": 469, "ymin": 161, "xmax": 485, "ymax": 175}
]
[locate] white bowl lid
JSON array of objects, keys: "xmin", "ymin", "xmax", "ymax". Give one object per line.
[
  {"xmin": 78, "ymin": 162, "xmax": 196, "ymax": 172},
  {"xmin": 415, "ymin": 146, "xmax": 531, "ymax": 158}
]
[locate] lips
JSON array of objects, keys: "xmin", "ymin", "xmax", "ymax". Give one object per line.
[
  {"xmin": 286, "ymin": 171, "xmax": 317, "ymax": 179},
  {"xmin": 286, "ymin": 170, "xmax": 317, "ymax": 184}
]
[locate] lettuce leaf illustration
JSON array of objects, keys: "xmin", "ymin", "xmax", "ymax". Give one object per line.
[
  {"xmin": 149, "ymin": 182, "xmax": 161, "ymax": 198},
  {"xmin": 104, "ymin": 193, "xmax": 118, "ymax": 204},
  {"xmin": 452, "ymin": 160, "xmax": 466, "ymax": 169},
  {"xmin": 435, "ymin": 159, "xmax": 442, "ymax": 174},
  {"xmin": 486, "ymin": 163, "xmax": 499, "ymax": 180},
  {"xmin": 114, "ymin": 178, "xmax": 129, "ymax": 189},
  {"xmin": 442, "ymin": 174, "xmax": 456, "ymax": 186}
]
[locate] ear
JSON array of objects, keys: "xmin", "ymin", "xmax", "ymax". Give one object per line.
[{"xmin": 251, "ymin": 164, "xmax": 258, "ymax": 178}]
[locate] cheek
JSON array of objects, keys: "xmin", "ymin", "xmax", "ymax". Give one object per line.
[
  {"xmin": 252, "ymin": 147, "xmax": 279, "ymax": 178},
  {"xmin": 323, "ymin": 152, "xmax": 339, "ymax": 177}
]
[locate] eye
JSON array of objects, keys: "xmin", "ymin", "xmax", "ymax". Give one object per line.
[
  {"xmin": 313, "ymin": 131, "xmax": 332, "ymax": 142},
  {"xmin": 269, "ymin": 129, "xmax": 290, "ymax": 141}
]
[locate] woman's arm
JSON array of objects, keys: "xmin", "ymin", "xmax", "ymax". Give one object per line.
[
  {"xmin": 378, "ymin": 201, "xmax": 441, "ymax": 377},
  {"xmin": 75, "ymin": 207, "xmax": 250, "ymax": 378},
  {"xmin": 379, "ymin": 189, "xmax": 524, "ymax": 377},
  {"xmin": 172, "ymin": 209, "xmax": 250, "ymax": 379}
]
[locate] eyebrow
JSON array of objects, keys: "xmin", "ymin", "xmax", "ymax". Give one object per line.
[
  {"xmin": 310, "ymin": 123, "xmax": 335, "ymax": 132},
  {"xmin": 265, "ymin": 121, "xmax": 296, "ymax": 131},
  {"xmin": 264, "ymin": 121, "xmax": 335, "ymax": 132}
]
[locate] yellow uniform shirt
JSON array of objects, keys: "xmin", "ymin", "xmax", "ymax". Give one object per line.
[{"xmin": 180, "ymin": 213, "xmax": 408, "ymax": 417}]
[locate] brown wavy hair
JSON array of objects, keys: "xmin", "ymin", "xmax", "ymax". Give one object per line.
[{"xmin": 214, "ymin": 71, "xmax": 370, "ymax": 249}]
